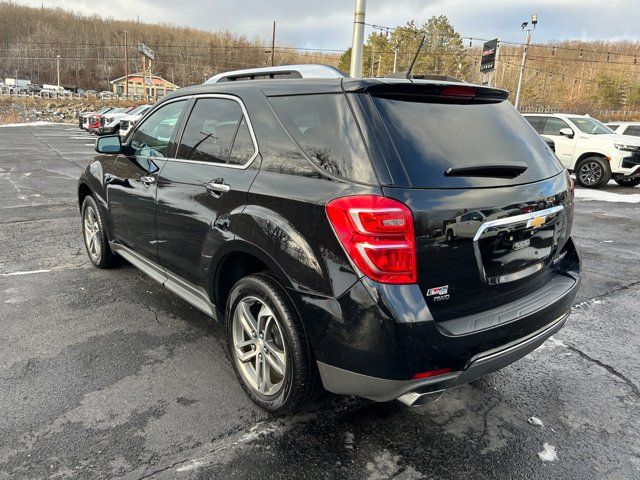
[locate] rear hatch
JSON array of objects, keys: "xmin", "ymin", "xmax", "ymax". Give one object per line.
[{"xmin": 348, "ymin": 81, "xmax": 574, "ymax": 326}]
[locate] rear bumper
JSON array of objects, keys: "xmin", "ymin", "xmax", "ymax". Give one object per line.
[
  {"xmin": 299, "ymin": 237, "xmax": 580, "ymax": 403},
  {"xmin": 318, "ymin": 311, "xmax": 568, "ymax": 404}
]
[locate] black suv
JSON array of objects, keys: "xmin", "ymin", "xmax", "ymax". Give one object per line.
[{"xmin": 78, "ymin": 66, "xmax": 580, "ymax": 413}]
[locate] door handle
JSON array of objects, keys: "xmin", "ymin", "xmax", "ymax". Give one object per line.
[
  {"xmin": 140, "ymin": 175, "xmax": 156, "ymax": 185},
  {"xmin": 205, "ymin": 180, "xmax": 231, "ymax": 194}
]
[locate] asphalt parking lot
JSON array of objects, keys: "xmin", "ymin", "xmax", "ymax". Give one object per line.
[{"xmin": 1, "ymin": 123, "xmax": 639, "ymax": 480}]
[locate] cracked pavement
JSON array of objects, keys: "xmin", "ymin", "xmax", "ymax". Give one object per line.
[{"xmin": 1, "ymin": 124, "xmax": 639, "ymax": 479}]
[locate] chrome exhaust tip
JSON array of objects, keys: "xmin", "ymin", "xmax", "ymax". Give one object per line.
[{"xmin": 397, "ymin": 389, "xmax": 443, "ymax": 407}]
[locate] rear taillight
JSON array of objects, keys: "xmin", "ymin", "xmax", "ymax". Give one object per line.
[{"xmin": 326, "ymin": 195, "xmax": 417, "ymax": 284}]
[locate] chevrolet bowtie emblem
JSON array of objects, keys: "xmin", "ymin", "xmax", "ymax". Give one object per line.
[{"xmin": 527, "ymin": 216, "xmax": 546, "ymax": 229}]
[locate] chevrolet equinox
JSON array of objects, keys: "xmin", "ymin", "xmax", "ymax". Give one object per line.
[{"xmin": 78, "ymin": 65, "xmax": 581, "ymax": 413}]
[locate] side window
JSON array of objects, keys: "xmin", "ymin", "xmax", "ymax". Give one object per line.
[
  {"xmin": 130, "ymin": 100, "xmax": 186, "ymax": 157},
  {"xmin": 543, "ymin": 117, "xmax": 570, "ymax": 136},
  {"xmin": 625, "ymin": 126, "xmax": 640, "ymax": 137},
  {"xmin": 177, "ymin": 97, "xmax": 255, "ymax": 165},
  {"xmin": 524, "ymin": 116, "xmax": 545, "ymax": 134},
  {"xmin": 269, "ymin": 94, "xmax": 377, "ymax": 184}
]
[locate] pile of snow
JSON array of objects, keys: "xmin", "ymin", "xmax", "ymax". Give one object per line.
[
  {"xmin": 575, "ymin": 188, "xmax": 640, "ymax": 203},
  {"xmin": 0, "ymin": 121, "xmax": 58, "ymax": 128},
  {"xmin": 538, "ymin": 443, "xmax": 558, "ymax": 461}
]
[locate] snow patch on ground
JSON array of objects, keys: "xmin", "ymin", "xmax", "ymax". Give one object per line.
[
  {"xmin": 345, "ymin": 432, "xmax": 355, "ymax": 450},
  {"xmin": 0, "ymin": 121, "xmax": 58, "ymax": 128},
  {"xmin": 575, "ymin": 188, "xmax": 640, "ymax": 203},
  {"xmin": 538, "ymin": 443, "xmax": 558, "ymax": 461},
  {"xmin": 572, "ymin": 298, "xmax": 604, "ymax": 311},
  {"xmin": 528, "ymin": 416, "xmax": 544, "ymax": 427}
]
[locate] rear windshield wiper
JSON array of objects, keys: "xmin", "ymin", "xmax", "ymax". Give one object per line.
[{"xmin": 444, "ymin": 163, "xmax": 528, "ymax": 179}]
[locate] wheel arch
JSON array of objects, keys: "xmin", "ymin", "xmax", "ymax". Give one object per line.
[
  {"xmin": 574, "ymin": 151, "xmax": 610, "ymax": 169},
  {"xmin": 212, "ymin": 241, "xmax": 295, "ymax": 317}
]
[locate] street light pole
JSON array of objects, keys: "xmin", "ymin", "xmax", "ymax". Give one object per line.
[
  {"xmin": 349, "ymin": 0, "xmax": 366, "ymax": 78},
  {"xmin": 514, "ymin": 14, "xmax": 537, "ymax": 111},
  {"xmin": 56, "ymin": 54, "xmax": 60, "ymax": 88}
]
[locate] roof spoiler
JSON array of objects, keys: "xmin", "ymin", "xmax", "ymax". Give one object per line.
[{"xmin": 343, "ymin": 80, "xmax": 509, "ymax": 102}]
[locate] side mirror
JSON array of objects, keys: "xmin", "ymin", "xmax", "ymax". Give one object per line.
[
  {"xmin": 559, "ymin": 127, "xmax": 574, "ymax": 139},
  {"xmin": 95, "ymin": 135, "xmax": 121, "ymax": 154}
]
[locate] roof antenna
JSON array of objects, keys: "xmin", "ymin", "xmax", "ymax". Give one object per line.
[{"xmin": 406, "ymin": 35, "xmax": 427, "ymax": 79}]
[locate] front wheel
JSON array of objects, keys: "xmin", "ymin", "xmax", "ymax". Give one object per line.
[
  {"xmin": 615, "ymin": 177, "xmax": 640, "ymax": 188},
  {"xmin": 575, "ymin": 156, "xmax": 611, "ymax": 188},
  {"xmin": 81, "ymin": 195, "xmax": 117, "ymax": 268},
  {"xmin": 226, "ymin": 274, "xmax": 320, "ymax": 414}
]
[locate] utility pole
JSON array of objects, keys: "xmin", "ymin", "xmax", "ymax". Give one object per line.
[
  {"xmin": 124, "ymin": 31, "xmax": 129, "ymax": 97},
  {"xmin": 514, "ymin": 14, "xmax": 537, "ymax": 110},
  {"xmin": 56, "ymin": 55, "xmax": 60, "ymax": 88},
  {"xmin": 349, "ymin": 0, "xmax": 366, "ymax": 78},
  {"xmin": 270, "ymin": 21, "xmax": 276, "ymax": 67},
  {"xmin": 393, "ymin": 45, "xmax": 399, "ymax": 73}
]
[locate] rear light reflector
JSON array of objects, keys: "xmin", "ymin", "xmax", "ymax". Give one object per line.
[
  {"xmin": 411, "ymin": 367, "xmax": 452, "ymax": 380},
  {"xmin": 326, "ymin": 195, "xmax": 417, "ymax": 284}
]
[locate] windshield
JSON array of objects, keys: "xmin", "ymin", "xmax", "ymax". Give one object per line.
[
  {"xmin": 129, "ymin": 105, "xmax": 149, "ymax": 115},
  {"xmin": 568, "ymin": 117, "xmax": 613, "ymax": 135}
]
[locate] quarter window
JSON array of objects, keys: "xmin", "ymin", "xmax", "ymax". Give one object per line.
[
  {"xmin": 269, "ymin": 94, "xmax": 376, "ymax": 184},
  {"xmin": 130, "ymin": 100, "xmax": 186, "ymax": 157},
  {"xmin": 177, "ymin": 97, "xmax": 255, "ymax": 165}
]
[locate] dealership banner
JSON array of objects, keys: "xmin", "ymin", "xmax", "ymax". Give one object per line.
[{"xmin": 480, "ymin": 39, "xmax": 499, "ymax": 72}]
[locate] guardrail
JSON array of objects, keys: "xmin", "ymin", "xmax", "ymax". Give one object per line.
[
  {"xmin": 0, "ymin": 89, "xmax": 146, "ymax": 101},
  {"xmin": 521, "ymin": 105, "xmax": 640, "ymax": 120}
]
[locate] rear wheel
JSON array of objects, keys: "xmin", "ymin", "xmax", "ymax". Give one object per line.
[
  {"xmin": 575, "ymin": 156, "xmax": 611, "ymax": 188},
  {"xmin": 81, "ymin": 195, "xmax": 116, "ymax": 268},
  {"xmin": 615, "ymin": 177, "xmax": 640, "ymax": 188},
  {"xmin": 226, "ymin": 274, "xmax": 320, "ymax": 414}
]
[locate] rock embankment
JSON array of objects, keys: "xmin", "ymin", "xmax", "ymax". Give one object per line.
[{"xmin": 0, "ymin": 97, "xmax": 135, "ymax": 124}]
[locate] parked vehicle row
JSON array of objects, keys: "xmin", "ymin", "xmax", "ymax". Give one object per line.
[
  {"xmin": 524, "ymin": 113, "xmax": 640, "ymax": 188},
  {"xmin": 78, "ymin": 105, "xmax": 151, "ymax": 136}
]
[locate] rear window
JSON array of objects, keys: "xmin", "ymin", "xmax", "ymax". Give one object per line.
[
  {"xmin": 269, "ymin": 94, "xmax": 377, "ymax": 184},
  {"xmin": 373, "ymin": 98, "xmax": 563, "ymax": 188}
]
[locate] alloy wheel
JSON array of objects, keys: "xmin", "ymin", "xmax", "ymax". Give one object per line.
[
  {"xmin": 232, "ymin": 296, "xmax": 287, "ymax": 396},
  {"xmin": 83, "ymin": 206, "xmax": 102, "ymax": 262},
  {"xmin": 579, "ymin": 161, "xmax": 603, "ymax": 186}
]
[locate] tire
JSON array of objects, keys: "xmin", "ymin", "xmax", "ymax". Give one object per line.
[
  {"xmin": 446, "ymin": 229, "xmax": 454, "ymax": 242},
  {"xmin": 575, "ymin": 156, "xmax": 611, "ymax": 188},
  {"xmin": 225, "ymin": 273, "xmax": 320, "ymax": 414},
  {"xmin": 615, "ymin": 177, "xmax": 640, "ymax": 188},
  {"xmin": 81, "ymin": 195, "xmax": 117, "ymax": 268}
]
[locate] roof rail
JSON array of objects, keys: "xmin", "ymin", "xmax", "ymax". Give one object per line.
[{"xmin": 205, "ymin": 64, "xmax": 348, "ymax": 83}]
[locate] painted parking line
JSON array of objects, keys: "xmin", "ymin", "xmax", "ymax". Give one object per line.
[{"xmin": 0, "ymin": 269, "xmax": 51, "ymax": 277}]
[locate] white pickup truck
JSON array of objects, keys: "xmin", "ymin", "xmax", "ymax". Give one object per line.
[{"xmin": 523, "ymin": 113, "xmax": 640, "ymax": 188}]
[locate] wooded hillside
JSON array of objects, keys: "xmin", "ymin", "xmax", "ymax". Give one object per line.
[
  {"xmin": 338, "ymin": 17, "xmax": 640, "ymax": 114},
  {"xmin": 0, "ymin": 2, "xmax": 338, "ymax": 90},
  {"xmin": 1, "ymin": 2, "xmax": 639, "ymax": 114}
]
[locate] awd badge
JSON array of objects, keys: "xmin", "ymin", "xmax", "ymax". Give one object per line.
[{"xmin": 427, "ymin": 285, "xmax": 450, "ymax": 302}]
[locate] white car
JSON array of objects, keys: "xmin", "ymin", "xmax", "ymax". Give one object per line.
[
  {"xmin": 118, "ymin": 104, "xmax": 152, "ymax": 138},
  {"xmin": 605, "ymin": 122, "xmax": 640, "ymax": 138},
  {"xmin": 97, "ymin": 107, "xmax": 135, "ymax": 135},
  {"xmin": 523, "ymin": 113, "xmax": 640, "ymax": 188}
]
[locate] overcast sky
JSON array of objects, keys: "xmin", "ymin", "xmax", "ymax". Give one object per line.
[{"xmin": 16, "ymin": 0, "xmax": 640, "ymax": 50}]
